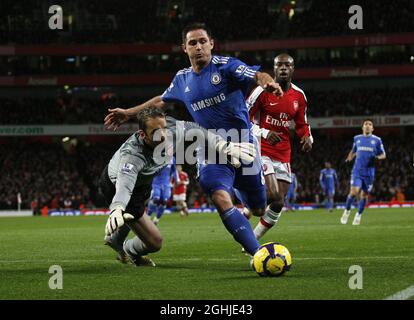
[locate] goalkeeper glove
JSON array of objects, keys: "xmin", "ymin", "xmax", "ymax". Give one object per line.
[
  {"xmin": 216, "ymin": 141, "xmax": 256, "ymax": 168},
  {"xmin": 105, "ymin": 206, "xmax": 134, "ymax": 236}
]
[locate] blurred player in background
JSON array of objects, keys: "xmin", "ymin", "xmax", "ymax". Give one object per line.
[
  {"xmin": 284, "ymin": 172, "xmax": 298, "ymax": 211},
  {"xmin": 172, "ymin": 164, "xmax": 190, "ymax": 217},
  {"xmin": 247, "ymin": 53, "xmax": 313, "ymax": 239},
  {"xmin": 147, "ymin": 157, "xmax": 177, "ymax": 225},
  {"xmin": 341, "ymin": 120, "xmax": 386, "ymax": 225},
  {"xmin": 320, "ymin": 161, "xmax": 339, "ymax": 212},
  {"xmin": 104, "ymin": 22, "xmax": 283, "ymax": 256}
]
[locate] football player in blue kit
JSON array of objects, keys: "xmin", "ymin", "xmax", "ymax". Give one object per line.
[
  {"xmin": 341, "ymin": 120, "xmax": 386, "ymax": 225},
  {"xmin": 147, "ymin": 157, "xmax": 177, "ymax": 225},
  {"xmin": 284, "ymin": 172, "xmax": 298, "ymax": 211},
  {"xmin": 320, "ymin": 162, "xmax": 339, "ymax": 212},
  {"xmin": 104, "ymin": 22, "xmax": 283, "ymax": 256}
]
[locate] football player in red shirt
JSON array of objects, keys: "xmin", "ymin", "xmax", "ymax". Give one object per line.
[
  {"xmin": 172, "ymin": 165, "xmax": 190, "ymax": 217},
  {"xmin": 246, "ymin": 53, "xmax": 313, "ymax": 240}
]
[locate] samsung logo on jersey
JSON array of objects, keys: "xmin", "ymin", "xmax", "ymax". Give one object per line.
[
  {"xmin": 357, "ymin": 146, "xmax": 374, "ymax": 152},
  {"xmin": 191, "ymin": 93, "xmax": 226, "ymax": 111}
]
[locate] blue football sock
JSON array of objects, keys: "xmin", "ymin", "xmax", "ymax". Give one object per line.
[
  {"xmin": 156, "ymin": 203, "xmax": 166, "ymax": 219},
  {"xmin": 357, "ymin": 198, "xmax": 367, "ymax": 214},
  {"xmin": 285, "ymin": 198, "xmax": 290, "ymax": 209},
  {"xmin": 345, "ymin": 195, "xmax": 355, "ymax": 210},
  {"xmin": 147, "ymin": 199, "xmax": 157, "ymax": 216},
  {"xmin": 220, "ymin": 207, "xmax": 260, "ymax": 255}
]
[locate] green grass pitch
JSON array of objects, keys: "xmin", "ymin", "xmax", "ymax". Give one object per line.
[{"xmin": 0, "ymin": 208, "xmax": 413, "ymax": 300}]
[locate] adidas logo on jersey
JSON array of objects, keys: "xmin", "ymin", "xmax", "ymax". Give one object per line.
[{"xmin": 185, "ymin": 86, "xmax": 190, "ymax": 93}]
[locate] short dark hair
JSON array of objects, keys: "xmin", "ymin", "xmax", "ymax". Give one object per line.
[
  {"xmin": 181, "ymin": 22, "xmax": 212, "ymax": 43},
  {"xmin": 137, "ymin": 107, "xmax": 166, "ymax": 132},
  {"xmin": 362, "ymin": 118, "xmax": 374, "ymax": 126}
]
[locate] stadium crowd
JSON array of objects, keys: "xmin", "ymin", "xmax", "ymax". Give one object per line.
[
  {"xmin": 0, "ymin": 140, "xmax": 92, "ymax": 212},
  {"xmin": 0, "ymin": 130, "xmax": 413, "ymax": 210},
  {"xmin": 0, "ymin": 0, "xmax": 413, "ymax": 211},
  {"xmin": 0, "ymin": 94, "xmax": 147, "ymax": 125},
  {"xmin": 1, "ymin": 46, "xmax": 411, "ymax": 77},
  {"xmin": 1, "ymin": 87, "xmax": 413, "ymax": 126},
  {"xmin": 1, "ymin": 0, "xmax": 412, "ymax": 44},
  {"xmin": 306, "ymin": 87, "xmax": 414, "ymax": 117},
  {"xmin": 0, "ymin": 138, "xmax": 212, "ymax": 211}
]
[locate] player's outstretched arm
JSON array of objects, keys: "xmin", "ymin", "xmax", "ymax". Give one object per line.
[
  {"xmin": 300, "ymin": 135, "xmax": 312, "ymax": 152},
  {"xmin": 293, "ymin": 95, "xmax": 313, "ymax": 152},
  {"xmin": 266, "ymin": 131, "xmax": 283, "ymax": 145},
  {"xmin": 105, "ymin": 206, "xmax": 134, "ymax": 236},
  {"xmin": 334, "ymin": 171, "xmax": 339, "ymax": 188},
  {"xmin": 254, "ymin": 71, "xmax": 283, "ymax": 96},
  {"xmin": 319, "ymin": 173, "xmax": 325, "ymax": 189},
  {"xmin": 180, "ymin": 121, "xmax": 256, "ymax": 168},
  {"xmin": 105, "ymin": 154, "xmax": 145, "ymax": 235},
  {"xmin": 104, "ymin": 95, "xmax": 169, "ymax": 131},
  {"xmin": 345, "ymin": 150, "xmax": 356, "ymax": 162},
  {"xmin": 251, "ymin": 123, "xmax": 282, "ymax": 145},
  {"xmin": 376, "ymin": 153, "xmax": 386, "ymax": 160}
]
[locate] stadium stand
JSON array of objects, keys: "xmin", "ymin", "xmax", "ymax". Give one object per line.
[
  {"xmin": 1, "ymin": 50, "xmax": 411, "ymax": 76},
  {"xmin": 0, "ymin": 140, "xmax": 92, "ymax": 211},
  {"xmin": 1, "ymin": 0, "xmax": 413, "ymax": 44},
  {"xmin": 1, "ymin": 87, "xmax": 413, "ymax": 125},
  {"xmin": 1, "ymin": 130, "xmax": 413, "ymax": 210},
  {"xmin": 0, "ymin": 0, "xmax": 413, "ymax": 212}
]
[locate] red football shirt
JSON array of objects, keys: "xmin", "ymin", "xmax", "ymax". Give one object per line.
[
  {"xmin": 173, "ymin": 171, "xmax": 189, "ymax": 195},
  {"xmin": 247, "ymin": 83, "xmax": 312, "ymax": 163}
]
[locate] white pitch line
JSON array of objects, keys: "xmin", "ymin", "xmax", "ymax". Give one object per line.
[
  {"xmin": 0, "ymin": 256, "xmax": 412, "ymax": 264},
  {"xmin": 384, "ymin": 285, "xmax": 414, "ymax": 300},
  {"xmin": 297, "ymin": 256, "xmax": 412, "ymax": 261}
]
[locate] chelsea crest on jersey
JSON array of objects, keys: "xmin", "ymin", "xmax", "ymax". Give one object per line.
[{"xmin": 161, "ymin": 55, "xmax": 260, "ymax": 132}]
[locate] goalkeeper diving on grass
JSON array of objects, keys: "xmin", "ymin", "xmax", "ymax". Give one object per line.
[{"xmin": 100, "ymin": 107, "xmax": 256, "ymax": 266}]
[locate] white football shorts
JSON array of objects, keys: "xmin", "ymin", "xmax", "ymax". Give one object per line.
[
  {"xmin": 261, "ymin": 156, "xmax": 292, "ymax": 183},
  {"xmin": 173, "ymin": 193, "xmax": 186, "ymax": 202}
]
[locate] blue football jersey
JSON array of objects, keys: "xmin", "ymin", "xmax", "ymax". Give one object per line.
[
  {"xmin": 287, "ymin": 173, "xmax": 297, "ymax": 195},
  {"xmin": 161, "ymin": 55, "xmax": 260, "ymax": 136},
  {"xmin": 351, "ymin": 134, "xmax": 385, "ymax": 176},
  {"xmin": 152, "ymin": 157, "xmax": 177, "ymax": 186},
  {"xmin": 320, "ymin": 168, "xmax": 338, "ymax": 190}
]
